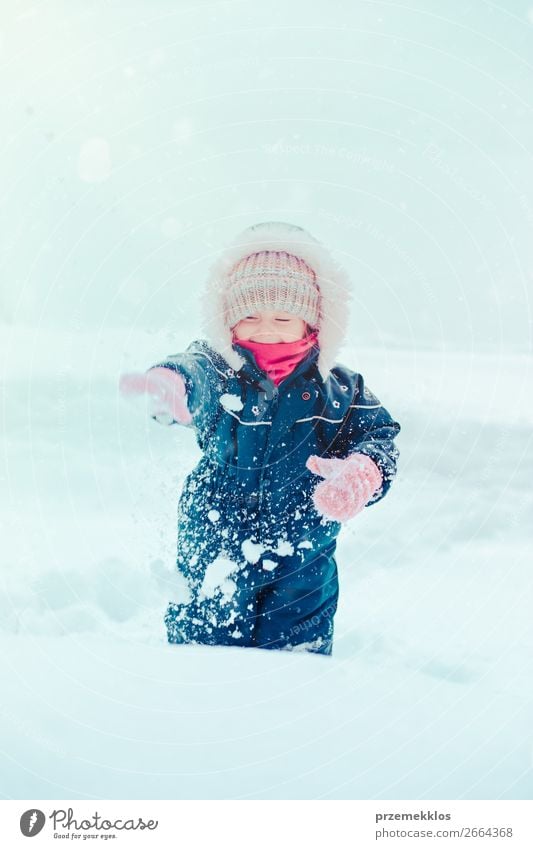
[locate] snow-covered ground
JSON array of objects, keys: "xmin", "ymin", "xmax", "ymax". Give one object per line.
[{"xmin": 1, "ymin": 326, "xmax": 532, "ymax": 799}]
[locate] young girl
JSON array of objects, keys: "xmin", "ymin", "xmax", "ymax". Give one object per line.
[{"xmin": 119, "ymin": 221, "xmax": 401, "ymax": 656}]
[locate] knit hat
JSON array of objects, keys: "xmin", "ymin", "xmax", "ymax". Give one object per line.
[{"xmin": 224, "ymin": 250, "xmax": 321, "ymax": 329}]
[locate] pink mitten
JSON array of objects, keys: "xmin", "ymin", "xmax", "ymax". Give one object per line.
[
  {"xmin": 119, "ymin": 367, "xmax": 192, "ymax": 425},
  {"xmin": 305, "ymin": 453, "xmax": 383, "ymax": 522}
]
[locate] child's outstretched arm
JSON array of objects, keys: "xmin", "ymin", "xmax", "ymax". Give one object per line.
[
  {"xmin": 307, "ymin": 373, "xmax": 401, "ymax": 521},
  {"xmin": 118, "ymin": 341, "xmax": 222, "ymax": 430}
]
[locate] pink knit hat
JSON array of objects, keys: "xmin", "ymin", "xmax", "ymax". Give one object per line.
[{"xmin": 224, "ymin": 250, "xmax": 321, "ymax": 329}]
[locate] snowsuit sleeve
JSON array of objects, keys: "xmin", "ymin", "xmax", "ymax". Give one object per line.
[
  {"xmin": 147, "ymin": 341, "xmax": 221, "ymax": 434},
  {"xmin": 341, "ymin": 374, "xmax": 401, "ymax": 507}
]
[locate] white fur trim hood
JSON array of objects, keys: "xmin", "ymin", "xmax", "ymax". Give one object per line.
[{"xmin": 199, "ymin": 221, "xmax": 352, "ymax": 381}]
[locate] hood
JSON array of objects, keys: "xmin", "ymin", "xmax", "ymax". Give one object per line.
[{"xmin": 199, "ymin": 221, "xmax": 353, "ymax": 381}]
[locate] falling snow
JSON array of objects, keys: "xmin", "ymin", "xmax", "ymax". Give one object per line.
[
  {"xmin": 198, "ymin": 556, "xmax": 240, "ymax": 602},
  {"xmin": 241, "ymin": 538, "xmax": 264, "ymax": 564},
  {"xmin": 275, "ymin": 539, "xmax": 294, "ymax": 557},
  {"xmin": 219, "ymin": 393, "xmax": 244, "ymax": 412}
]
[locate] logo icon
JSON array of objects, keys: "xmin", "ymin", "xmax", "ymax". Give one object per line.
[{"xmin": 20, "ymin": 809, "xmax": 46, "ymax": 837}]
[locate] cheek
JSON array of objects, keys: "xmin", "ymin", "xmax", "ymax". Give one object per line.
[{"xmin": 232, "ymin": 322, "xmax": 249, "ymax": 340}]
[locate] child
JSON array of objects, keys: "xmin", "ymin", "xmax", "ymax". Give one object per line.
[{"xmin": 119, "ymin": 221, "xmax": 401, "ymax": 656}]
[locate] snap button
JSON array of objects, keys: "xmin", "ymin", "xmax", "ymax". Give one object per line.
[{"xmin": 302, "ymin": 391, "xmax": 311, "ymax": 401}]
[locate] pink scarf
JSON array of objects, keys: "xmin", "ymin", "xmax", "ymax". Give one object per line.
[{"xmin": 232, "ymin": 331, "xmax": 319, "ymax": 385}]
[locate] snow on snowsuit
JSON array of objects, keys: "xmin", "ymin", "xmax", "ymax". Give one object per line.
[{"xmin": 149, "ymin": 337, "xmax": 401, "ymax": 656}]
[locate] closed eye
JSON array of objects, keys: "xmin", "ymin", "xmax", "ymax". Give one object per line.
[{"xmin": 243, "ymin": 316, "xmax": 291, "ymax": 321}]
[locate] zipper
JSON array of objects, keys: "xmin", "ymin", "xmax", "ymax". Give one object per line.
[
  {"xmin": 258, "ymin": 376, "xmax": 278, "ymax": 402},
  {"xmin": 257, "ymin": 378, "xmax": 279, "ymax": 512}
]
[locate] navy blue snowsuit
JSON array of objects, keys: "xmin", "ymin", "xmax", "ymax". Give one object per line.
[{"xmin": 150, "ymin": 339, "xmax": 400, "ymax": 656}]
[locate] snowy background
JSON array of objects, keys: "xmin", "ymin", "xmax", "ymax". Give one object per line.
[{"xmin": 1, "ymin": 0, "xmax": 532, "ymax": 800}]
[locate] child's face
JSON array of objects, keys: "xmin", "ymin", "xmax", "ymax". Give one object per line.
[{"xmin": 232, "ymin": 310, "xmax": 308, "ymax": 343}]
